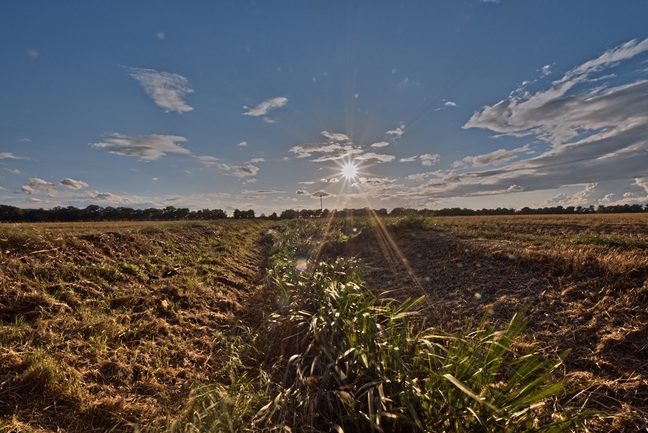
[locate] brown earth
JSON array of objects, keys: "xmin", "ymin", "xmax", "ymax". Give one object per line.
[{"xmin": 340, "ymin": 220, "xmax": 647, "ymax": 433}]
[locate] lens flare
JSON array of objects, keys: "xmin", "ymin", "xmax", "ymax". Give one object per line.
[{"xmin": 295, "ymin": 258, "xmax": 308, "ymax": 273}]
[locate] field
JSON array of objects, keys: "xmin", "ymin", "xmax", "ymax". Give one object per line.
[{"xmin": 0, "ymin": 214, "xmax": 646, "ymax": 432}]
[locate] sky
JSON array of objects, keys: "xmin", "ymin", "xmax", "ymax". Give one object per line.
[{"xmin": 2, "ymin": 1, "xmax": 648, "ymax": 215}]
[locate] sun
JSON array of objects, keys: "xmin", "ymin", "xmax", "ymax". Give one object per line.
[{"xmin": 341, "ymin": 161, "xmax": 358, "ymax": 180}]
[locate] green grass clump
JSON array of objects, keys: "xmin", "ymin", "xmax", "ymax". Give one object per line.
[
  {"xmin": 568, "ymin": 233, "xmax": 648, "ymax": 250},
  {"xmin": 164, "ymin": 220, "xmax": 589, "ymax": 432}
]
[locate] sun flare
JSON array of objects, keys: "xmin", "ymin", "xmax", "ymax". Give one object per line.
[{"xmin": 341, "ymin": 161, "xmax": 358, "ymax": 180}]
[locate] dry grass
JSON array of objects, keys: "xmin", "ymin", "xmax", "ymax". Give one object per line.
[{"xmin": 0, "ymin": 220, "xmax": 271, "ymax": 432}]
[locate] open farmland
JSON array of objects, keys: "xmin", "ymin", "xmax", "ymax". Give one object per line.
[{"xmin": 0, "ymin": 214, "xmax": 646, "ymax": 432}]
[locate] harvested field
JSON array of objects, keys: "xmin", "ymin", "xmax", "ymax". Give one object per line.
[{"xmin": 1, "ymin": 214, "xmax": 646, "ymax": 432}]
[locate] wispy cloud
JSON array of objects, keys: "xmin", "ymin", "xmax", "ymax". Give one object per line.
[
  {"xmin": 355, "ymin": 152, "xmax": 396, "ymax": 163},
  {"xmin": 370, "ymin": 141, "xmax": 390, "ymax": 148},
  {"xmin": 452, "ymin": 145, "xmax": 529, "ymax": 169},
  {"xmin": 396, "ymin": 77, "xmax": 420, "ymax": 90},
  {"xmin": 0, "ymin": 152, "xmax": 27, "ymax": 160},
  {"xmin": 196, "ymin": 155, "xmax": 220, "ymax": 167},
  {"xmin": 92, "ymin": 133, "xmax": 191, "ymax": 160},
  {"xmin": 126, "ymin": 66, "xmax": 194, "ymax": 113},
  {"xmin": 290, "ymin": 131, "xmax": 362, "ymax": 161},
  {"xmin": 465, "ymin": 37, "xmax": 648, "ymax": 146},
  {"xmin": 443, "ymin": 37, "xmax": 648, "ymax": 202},
  {"xmin": 218, "ymin": 163, "xmax": 259, "ymax": 178},
  {"xmin": 243, "ymin": 96, "xmax": 288, "ymax": 117}
]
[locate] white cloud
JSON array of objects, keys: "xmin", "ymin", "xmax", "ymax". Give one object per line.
[
  {"xmin": 444, "ymin": 101, "xmax": 457, "ymax": 107},
  {"xmin": 21, "ymin": 178, "xmax": 56, "ymax": 196},
  {"xmin": 20, "ymin": 185, "xmax": 38, "ymax": 195},
  {"xmin": 420, "ymin": 153, "xmax": 441, "ymax": 166},
  {"xmin": 92, "ymin": 133, "xmax": 191, "ymax": 160},
  {"xmin": 371, "ymin": 141, "xmax": 390, "ymax": 148},
  {"xmin": 60, "ymin": 178, "xmax": 89, "ymax": 190},
  {"xmin": 386, "ymin": 124, "xmax": 405, "ymax": 138},
  {"xmin": 238, "ymin": 141, "xmax": 248, "ymax": 147},
  {"xmin": 4, "ymin": 168, "xmax": 22, "ymax": 175},
  {"xmin": 248, "ymin": 157, "xmax": 266, "ymax": 163},
  {"xmin": 635, "ymin": 177, "xmax": 648, "ymax": 194},
  {"xmin": 570, "ymin": 183, "xmax": 598, "ymax": 204},
  {"xmin": 400, "ymin": 156, "xmax": 418, "ymax": 162},
  {"xmin": 243, "ymin": 96, "xmax": 288, "ymax": 116},
  {"xmin": 126, "ymin": 67, "xmax": 193, "ymax": 113},
  {"xmin": 540, "ymin": 64, "xmax": 552, "ymax": 77},
  {"xmin": 601, "ymin": 193, "xmax": 616, "ymax": 203},
  {"xmin": 321, "ymin": 131, "xmax": 352, "ymax": 143}
]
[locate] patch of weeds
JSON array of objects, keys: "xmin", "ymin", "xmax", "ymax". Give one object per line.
[
  {"xmin": 120, "ymin": 262, "xmax": 149, "ymax": 281},
  {"xmin": 0, "ymin": 315, "xmax": 32, "ymax": 346},
  {"xmin": 569, "ymin": 233, "xmax": 648, "ymax": 250},
  {"xmin": 389, "ymin": 214, "xmax": 430, "ymax": 231},
  {"xmin": 15, "ymin": 350, "xmax": 87, "ymax": 405}
]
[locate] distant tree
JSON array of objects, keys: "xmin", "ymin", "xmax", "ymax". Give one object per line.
[
  {"xmin": 0, "ymin": 205, "xmax": 25, "ymax": 222},
  {"xmin": 280, "ymin": 209, "xmax": 298, "ymax": 219}
]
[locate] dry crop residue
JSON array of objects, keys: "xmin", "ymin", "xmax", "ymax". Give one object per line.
[
  {"xmin": 344, "ymin": 223, "xmax": 647, "ymax": 433},
  {"xmin": 0, "ymin": 221, "xmax": 270, "ymax": 432}
]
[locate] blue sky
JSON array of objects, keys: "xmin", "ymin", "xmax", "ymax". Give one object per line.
[{"xmin": 2, "ymin": 1, "xmax": 648, "ymax": 214}]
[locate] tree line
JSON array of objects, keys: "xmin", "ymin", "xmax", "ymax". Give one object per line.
[{"xmin": 0, "ymin": 203, "xmax": 645, "ymax": 223}]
